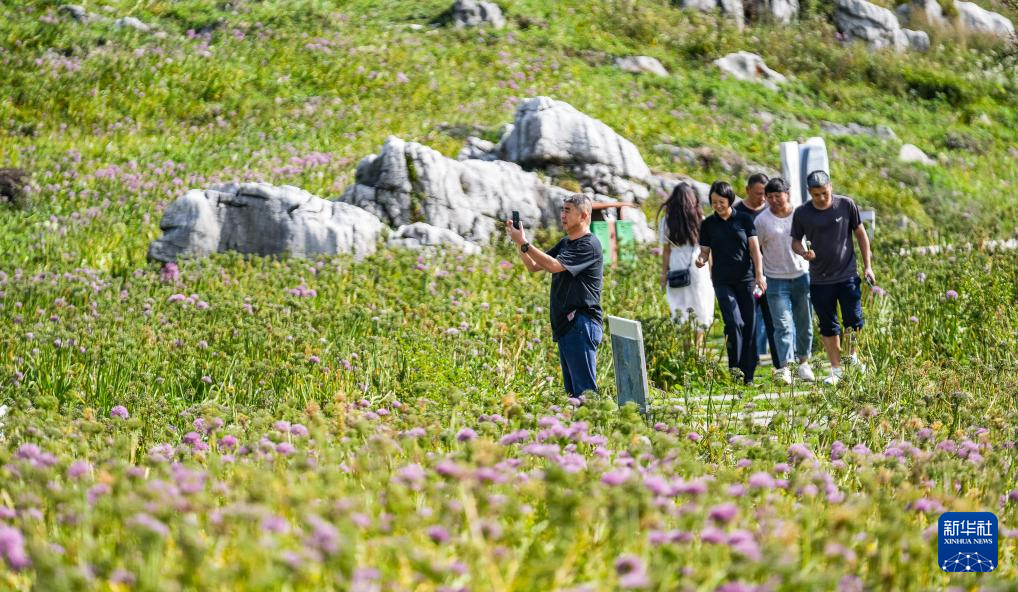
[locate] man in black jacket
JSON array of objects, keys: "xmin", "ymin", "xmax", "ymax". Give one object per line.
[{"xmin": 506, "ymin": 194, "xmax": 603, "ymax": 396}]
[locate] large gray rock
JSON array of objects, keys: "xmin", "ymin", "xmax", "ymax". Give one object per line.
[
  {"xmin": 387, "ymin": 223, "xmax": 482, "ymax": 254},
  {"xmin": 148, "ymin": 182, "xmax": 384, "ymax": 262},
  {"xmin": 954, "ymin": 1, "xmax": 1015, "ymax": 38},
  {"xmin": 902, "ymin": 28, "xmax": 930, "ymax": 51},
  {"xmin": 680, "ymin": 0, "xmax": 745, "ymax": 29},
  {"xmin": 835, "ymin": 0, "xmax": 909, "ymax": 50},
  {"xmin": 713, "ymin": 52, "xmax": 788, "ymax": 90},
  {"xmin": 114, "ymin": 16, "xmax": 152, "ymax": 32},
  {"xmin": 451, "ymin": 0, "xmax": 506, "ymax": 29},
  {"xmin": 341, "ymin": 136, "xmax": 566, "ymax": 243},
  {"xmin": 614, "ymin": 56, "xmax": 669, "ymax": 76},
  {"xmin": 492, "ymin": 97, "xmax": 652, "ymax": 182},
  {"xmin": 820, "ymin": 121, "xmax": 897, "ymax": 139},
  {"xmin": 58, "ymin": 4, "xmax": 88, "ymax": 22},
  {"xmin": 896, "ymin": 0, "xmax": 947, "ymax": 27},
  {"xmin": 745, "ymin": 0, "xmax": 799, "ymax": 24},
  {"xmin": 899, "ymin": 143, "xmax": 936, "ymax": 166}
]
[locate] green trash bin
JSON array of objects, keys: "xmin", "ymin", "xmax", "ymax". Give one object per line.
[{"xmin": 590, "ymin": 221, "xmax": 612, "ymax": 265}]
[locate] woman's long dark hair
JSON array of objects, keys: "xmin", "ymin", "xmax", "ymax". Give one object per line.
[{"xmin": 657, "ymin": 182, "xmax": 701, "ymax": 247}]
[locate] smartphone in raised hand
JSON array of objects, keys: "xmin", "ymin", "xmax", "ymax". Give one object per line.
[{"xmin": 512, "ymin": 210, "xmax": 520, "ymax": 230}]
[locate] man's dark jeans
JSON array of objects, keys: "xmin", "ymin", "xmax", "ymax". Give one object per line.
[
  {"xmin": 557, "ymin": 313, "xmax": 602, "ymax": 396},
  {"xmin": 714, "ymin": 281, "xmax": 758, "ymax": 383}
]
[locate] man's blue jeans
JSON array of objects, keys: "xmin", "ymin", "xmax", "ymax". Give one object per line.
[
  {"xmin": 764, "ymin": 274, "xmax": 813, "ymax": 368},
  {"xmin": 557, "ymin": 313, "xmax": 602, "ymax": 396}
]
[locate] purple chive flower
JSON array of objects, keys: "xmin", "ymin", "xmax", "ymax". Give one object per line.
[
  {"xmin": 701, "ymin": 526, "xmax": 727, "ymax": 544},
  {"xmin": 945, "ymin": 290, "xmax": 958, "ymax": 299},
  {"xmin": 787, "ymin": 444, "xmax": 814, "ymax": 463},
  {"xmin": 261, "ymin": 515, "xmax": 290, "ymax": 534},
  {"xmin": 427, "ymin": 525, "xmax": 451, "ymax": 544},
  {"xmin": 0, "ymin": 525, "xmax": 31, "ymax": 571},
  {"xmin": 160, "ymin": 262, "xmax": 180, "ymax": 284},
  {"xmin": 614, "ymin": 554, "xmax": 650, "ymax": 589},
  {"xmin": 602, "ymin": 468, "xmax": 632, "ymax": 486},
  {"xmin": 916, "ymin": 272, "xmax": 926, "ymax": 283},
  {"xmin": 110, "ymin": 405, "xmax": 129, "ymax": 420},
  {"xmin": 290, "ymin": 424, "xmax": 309, "ymax": 437},
  {"xmin": 67, "ymin": 460, "xmax": 91, "ymax": 479},
  {"xmin": 456, "ymin": 428, "xmax": 477, "ymax": 442},
  {"xmin": 687, "ymin": 432, "xmax": 702, "ymax": 442},
  {"xmin": 709, "ymin": 503, "xmax": 739, "ymax": 524},
  {"xmin": 396, "ymin": 463, "xmax": 427, "ymax": 489},
  {"xmin": 275, "ymin": 442, "xmax": 296, "ymax": 456},
  {"xmin": 129, "ymin": 513, "xmax": 170, "ymax": 537},
  {"xmin": 499, "ymin": 429, "xmax": 531, "ymax": 446},
  {"xmin": 304, "ymin": 515, "xmax": 340, "ymax": 556},
  {"xmin": 831, "ymin": 441, "xmax": 846, "ymax": 460},
  {"xmin": 748, "ymin": 472, "xmax": 775, "ymax": 490},
  {"xmin": 909, "ymin": 316, "xmax": 919, "ymax": 323},
  {"xmin": 218, "ymin": 434, "xmax": 238, "ymax": 450},
  {"xmin": 182, "ymin": 432, "xmax": 202, "ymax": 446}
]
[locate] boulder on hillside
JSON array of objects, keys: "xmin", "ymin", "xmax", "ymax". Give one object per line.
[
  {"xmin": 899, "ymin": 143, "xmax": 936, "ymax": 166},
  {"xmin": 835, "ymin": 0, "xmax": 910, "ymax": 50},
  {"xmin": 903, "ymin": 28, "xmax": 931, "ymax": 51},
  {"xmin": 148, "ymin": 182, "xmax": 384, "ymax": 262},
  {"xmin": 387, "ymin": 222, "xmax": 482, "ymax": 254},
  {"xmin": 57, "ymin": 4, "xmax": 89, "ymax": 22},
  {"xmin": 896, "ymin": 0, "xmax": 947, "ymax": 27},
  {"xmin": 820, "ymin": 121, "xmax": 897, "ymax": 139},
  {"xmin": 614, "ymin": 56, "xmax": 669, "ymax": 76},
  {"xmin": 954, "ymin": 1, "xmax": 1015, "ymax": 38},
  {"xmin": 450, "ymin": 0, "xmax": 506, "ymax": 29},
  {"xmin": 713, "ymin": 52, "xmax": 787, "ymax": 90},
  {"xmin": 679, "ymin": 0, "xmax": 745, "ymax": 30},
  {"xmin": 745, "ymin": 0, "xmax": 800, "ymax": 24},
  {"xmin": 340, "ymin": 136, "xmax": 570, "ymax": 244},
  {"xmin": 492, "ymin": 97, "xmax": 652, "ymax": 182},
  {"xmin": 114, "ymin": 16, "xmax": 152, "ymax": 32}
]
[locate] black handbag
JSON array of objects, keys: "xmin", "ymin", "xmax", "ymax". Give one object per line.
[
  {"xmin": 667, "ymin": 268, "xmax": 690, "ymax": 288},
  {"xmin": 666, "ymin": 241, "xmax": 695, "ymax": 288}
]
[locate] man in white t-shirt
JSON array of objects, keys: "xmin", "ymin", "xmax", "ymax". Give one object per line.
[{"xmin": 755, "ymin": 177, "xmax": 815, "ymax": 384}]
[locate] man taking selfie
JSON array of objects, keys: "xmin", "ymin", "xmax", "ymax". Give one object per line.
[{"xmin": 506, "ymin": 194, "xmax": 603, "ymax": 397}]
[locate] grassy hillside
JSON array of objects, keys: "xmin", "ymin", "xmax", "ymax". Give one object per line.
[
  {"xmin": 1, "ymin": 0, "xmax": 1017, "ymax": 274},
  {"xmin": 2, "ymin": 2, "xmax": 1018, "ymax": 590}
]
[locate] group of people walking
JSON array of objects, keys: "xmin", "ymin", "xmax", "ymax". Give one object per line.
[
  {"xmin": 503, "ymin": 169, "xmax": 875, "ymax": 399},
  {"xmin": 658, "ymin": 171, "xmax": 874, "ymax": 386}
]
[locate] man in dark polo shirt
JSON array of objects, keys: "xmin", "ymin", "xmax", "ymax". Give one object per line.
[
  {"xmin": 791, "ymin": 171, "xmax": 875, "ymax": 385},
  {"xmin": 734, "ymin": 173, "xmax": 779, "ymax": 372},
  {"xmin": 506, "ymin": 194, "xmax": 603, "ymax": 397}
]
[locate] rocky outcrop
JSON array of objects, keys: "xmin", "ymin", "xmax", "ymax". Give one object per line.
[
  {"xmin": 492, "ymin": 97, "xmax": 652, "ymax": 181},
  {"xmin": 148, "ymin": 183, "xmax": 384, "ymax": 262},
  {"xmin": 835, "ymin": 0, "xmax": 915, "ymax": 50},
  {"xmin": 745, "ymin": 0, "xmax": 800, "ymax": 24},
  {"xmin": 450, "ymin": 0, "xmax": 506, "ymax": 29},
  {"xmin": 340, "ymin": 136, "xmax": 569, "ymax": 244},
  {"xmin": 954, "ymin": 1, "xmax": 1015, "ymax": 38},
  {"xmin": 387, "ymin": 222, "xmax": 482, "ymax": 254},
  {"xmin": 713, "ymin": 52, "xmax": 788, "ymax": 90},
  {"xmin": 820, "ymin": 121, "xmax": 897, "ymax": 140},
  {"xmin": 679, "ymin": 0, "xmax": 745, "ymax": 29},
  {"xmin": 899, "ymin": 144, "xmax": 937, "ymax": 166},
  {"xmin": 0, "ymin": 168, "xmax": 30, "ymax": 207},
  {"xmin": 614, "ymin": 56, "xmax": 669, "ymax": 76}
]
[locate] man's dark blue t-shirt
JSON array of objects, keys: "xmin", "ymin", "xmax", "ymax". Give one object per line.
[{"xmin": 546, "ymin": 233, "xmax": 603, "ymax": 342}]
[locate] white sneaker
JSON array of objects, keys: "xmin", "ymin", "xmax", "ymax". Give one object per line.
[
  {"xmin": 845, "ymin": 354, "xmax": 867, "ymax": 373},
  {"xmin": 797, "ymin": 363, "xmax": 816, "ymax": 382},
  {"xmin": 774, "ymin": 367, "xmax": 792, "ymax": 385},
  {"xmin": 823, "ymin": 367, "xmax": 844, "ymax": 386}
]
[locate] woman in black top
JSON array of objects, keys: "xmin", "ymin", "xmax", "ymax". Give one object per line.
[{"xmin": 695, "ymin": 181, "xmax": 767, "ymax": 384}]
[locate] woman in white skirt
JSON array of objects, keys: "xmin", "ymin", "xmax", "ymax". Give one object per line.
[{"xmin": 658, "ymin": 182, "xmax": 714, "ymax": 342}]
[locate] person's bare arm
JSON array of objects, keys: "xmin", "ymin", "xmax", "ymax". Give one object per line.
[
  {"xmin": 695, "ymin": 246, "xmax": 710, "ymax": 268},
  {"xmin": 660, "ymin": 243, "xmax": 671, "ymax": 287},
  {"xmin": 792, "ymin": 237, "xmax": 815, "ymax": 260},
  {"xmin": 506, "ymin": 221, "xmax": 566, "ymax": 274},
  {"xmin": 749, "ymin": 236, "xmax": 767, "ymax": 292},
  {"xmin": 854, "ymin": 225, "xmax": 875, "ymax": 283}
]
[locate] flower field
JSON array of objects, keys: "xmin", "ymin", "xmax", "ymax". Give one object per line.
[
  {"xmin": 2, "ymin": 245, "xmax": 1017, "ymax": 590},
  {"xmin": 3, "ymin": 0, "xmax": 1018, "ymax": 589}
]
